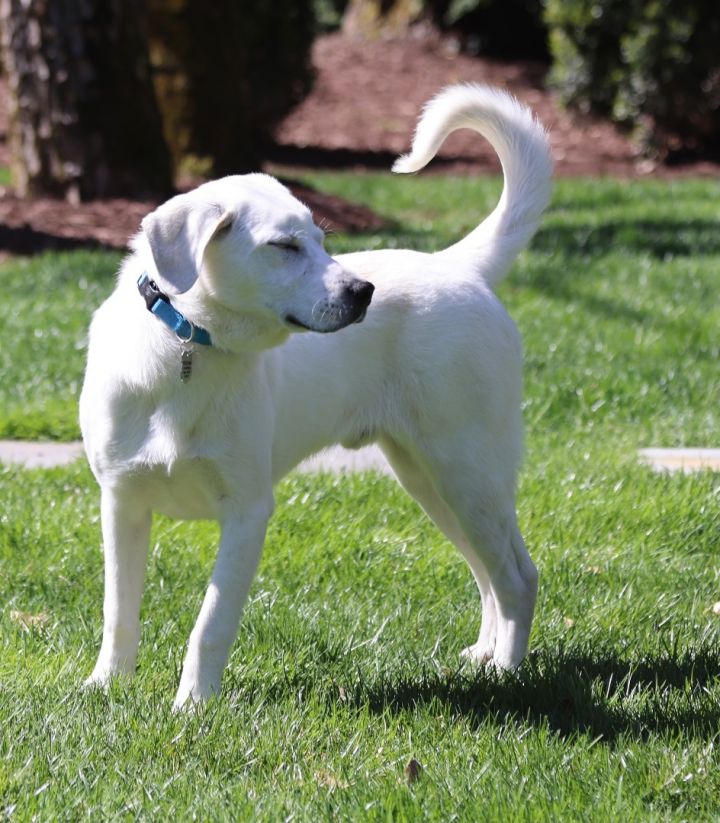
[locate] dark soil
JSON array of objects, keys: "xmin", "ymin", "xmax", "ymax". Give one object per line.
[
  {"xmin": 1, "ymin": 30, "xmax": 718, "ymax": 257},
  {"xmin": 0, "ymin": 182, "xmax": 387, "ymax": 258}
]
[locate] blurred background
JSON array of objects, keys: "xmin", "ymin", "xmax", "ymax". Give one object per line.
[{"xmin": 0, "ymin": 0, "xmax": 718, "ymax": 248}]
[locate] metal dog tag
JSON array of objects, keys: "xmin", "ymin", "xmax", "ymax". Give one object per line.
[{"xmin": 180, "ymin": 346, "xmax": 194, "ymax": 383}]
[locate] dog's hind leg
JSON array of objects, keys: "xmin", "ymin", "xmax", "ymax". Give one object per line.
[
  {"xmin": 428, "ymin": 442, "xmax": 537, "ymax": 672},
  {"xmin": 464, "ymin": 511, "xmax": 537, "ymax": 671},
  {"xmin": 86, "ymin": 488, "xmax": 151, "ymax": 686},
  {"xmin": 382, "ymin": 435, "xmax": 537, "ymax": 671},
  {"xmin": 379, "ymin": 437, "xmax": 498, "ymax": 664}
]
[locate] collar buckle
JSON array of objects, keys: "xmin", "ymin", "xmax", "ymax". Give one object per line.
[{"xmin": 138, "ymin": 274, "xmax": 168, "ymax": 312}]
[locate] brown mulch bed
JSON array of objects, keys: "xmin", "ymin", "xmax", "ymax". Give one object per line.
[
  {"xmin": 0, "ymin": 182, "xmax": 386, "ymax": 257},
  {"xmin": 272, "ymin": 30, "xmax": 720, "ymax": 179},
  {"xmin": 271, "ymin": 29, "xmax": 640, "ymax": 178},
  {"xmin": 1, "ymin": 30, "xmax": 718, "ymax": 256}
]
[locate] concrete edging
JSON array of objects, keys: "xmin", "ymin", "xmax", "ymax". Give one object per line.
[
  {"xmin": 637, "ymin": 448, "xmax": 720, "ymax": 474},
  {"xmin": 0, "ymin": 439, "xmax": 393, "ymax": 474},
  {"xmin": 2, "ymin": 441, "xmax": 719, "ymax": 475}
]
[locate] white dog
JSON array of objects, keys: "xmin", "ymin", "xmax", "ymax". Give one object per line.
[{"xmin": 80, "ymin": 84, "xmax": 553, "ymax": 708}]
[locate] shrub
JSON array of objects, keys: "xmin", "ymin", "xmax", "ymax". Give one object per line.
[
  {"xmin": 545, "ymin": 0, "xmax": 720, "ymax": 159},
  {"xmin": 336, "ymin": 1, "xmax": 548, "ymax": 59},
  {"xmin": 430, "ymin": 0, "xmax": 549, "ymax": 59}
]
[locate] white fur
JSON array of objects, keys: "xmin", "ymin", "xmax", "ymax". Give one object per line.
[{"xmin": 80, "ymin": 84, "xmax": 553, "ymax": 709}]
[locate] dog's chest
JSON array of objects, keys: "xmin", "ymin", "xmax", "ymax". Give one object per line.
[
  {"xmin": 127, "ymin": 402, "xmax": 239, "ymax": 521},
  {"xmin": 135, "ymin": 457, "xmax": 228, "ymax": 521}
]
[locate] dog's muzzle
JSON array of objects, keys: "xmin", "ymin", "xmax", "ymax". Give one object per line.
[{"xmin": 285, "ymin": 278, "xmax": 375, "ymax": 333}]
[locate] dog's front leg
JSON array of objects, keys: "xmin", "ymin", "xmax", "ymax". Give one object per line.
[
  {"xmin": 86, "ymin": 488, "xmax": 151, "ymax": 687},
  {"xmin": 173, "ymin": 495, "xmax": 274, "ymax": 710}
]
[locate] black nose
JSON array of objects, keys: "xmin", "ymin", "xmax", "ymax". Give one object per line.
[{"xmin": 348, "ymin": 279, "xmax": 375, "ymax": 308}]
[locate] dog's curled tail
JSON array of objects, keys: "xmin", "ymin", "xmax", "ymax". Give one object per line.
[{"xmin": 393, "ymin": 84, "xmax": 553, "ymax": 288}]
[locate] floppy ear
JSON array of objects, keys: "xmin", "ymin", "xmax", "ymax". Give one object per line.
[{"xmin": 141, "ymin": 194, "xmax": 233, "ymax": 294}]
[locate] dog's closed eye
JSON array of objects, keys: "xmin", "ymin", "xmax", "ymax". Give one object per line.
[{"xmin": 268, "ymin": 239, "xmax": 300, "ymax": 252}]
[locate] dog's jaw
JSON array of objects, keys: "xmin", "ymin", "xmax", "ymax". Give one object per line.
[{"xmin": 283, "ymin": 278, "xmax": 374, "ymax": 334}]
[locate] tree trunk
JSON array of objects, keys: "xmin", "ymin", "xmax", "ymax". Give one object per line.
[
  {"xmin": 146, "ymin": 0, "xmax": 315, "ymax": 178},
  {"xmin": 342, "ymin": 0, "xmax": 426, "ymax": 38},
  {"xmin": 0, "ymin": 0, "xmax": 172, "ymax": 200}
]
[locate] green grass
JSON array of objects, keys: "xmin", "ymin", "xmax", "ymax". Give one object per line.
[
  {"xmin": 2, "ymin": 174, "xmax": 720, "ymax": 819},
  {"xmin": 0, "ymin": 250, "xmax": 123, "ymax": 439}
]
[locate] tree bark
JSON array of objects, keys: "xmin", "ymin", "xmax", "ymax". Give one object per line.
[
  {"xmin": 146, "ymin": 0, "xmax": 315, "ymax": 177},
  {"xmin": 342, "ymin": 0, "xmax": 426, "ymax": 38},
  {"xmin": 0, "ymin": 0, "xmax": 172, "ymax": 200}
]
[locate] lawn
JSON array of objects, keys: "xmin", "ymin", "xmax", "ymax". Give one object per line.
[{"xmin": 1, "ymin": 174, "xmax": 719, "ymax": 820}]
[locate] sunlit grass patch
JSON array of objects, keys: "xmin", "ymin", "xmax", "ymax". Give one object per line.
[{"xmin": 2, "ymin": 173, "xmax": 720, "ymax": 819}]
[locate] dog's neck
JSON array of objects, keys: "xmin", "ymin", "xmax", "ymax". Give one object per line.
[
  {"xmin": 127, "ymin": 260, "xmax": 290, "ymax": 358},
  {"xmin": 137, "ymin": 273, "xmax": 213, "ymax": 348}
]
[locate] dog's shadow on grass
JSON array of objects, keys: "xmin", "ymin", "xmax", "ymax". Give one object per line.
[{"xmin": 335, "ymin": 644, "xmax": 720, "ymax": 743}]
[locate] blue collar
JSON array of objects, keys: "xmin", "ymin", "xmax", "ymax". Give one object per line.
[{"xmin": 137, "ymin": 273, "xmax": 212, "ymax": 346}]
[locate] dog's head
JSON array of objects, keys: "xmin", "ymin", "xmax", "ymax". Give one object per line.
[{"xmin": 140, "ymin": 174, "xmax": 374, "ymax": 348}]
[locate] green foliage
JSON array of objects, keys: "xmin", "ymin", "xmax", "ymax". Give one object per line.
[
  {"xmin": 313, "ymin": 0, "xmax": 349, "ymax": 31},
  {"xmin": 545, "ymin": 0, "xmax": 720, "ymax": 158}
]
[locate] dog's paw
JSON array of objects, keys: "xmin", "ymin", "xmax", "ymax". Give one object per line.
[
  {"xmin": 172, "ymin": 689, "xmax": 196, "ymax": 713},
  {"xmin": 83, "ymin": 668, "xmax": 116, "ymax": 692},
  {"xmin": 460, "ymin": 647, "xmax": 522, "ymax": 676},
  {"xmin": 172, "ymin": 690, "xmax": 215, "ymax": 714},
  {"xmin": 83, "ymin": 676, "xmax": 107, "ymax": 692},
  {"xmin": 460, "ymin": 642, "xmax": 495, "ymax": 667},
  {"xmin": 84, "ymin": 657, "xmax": 136, "ymax": 690},
  {"xmin": 172, "ymin": 678, "xmax": 220, "ymax": 713}
]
